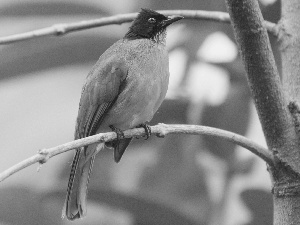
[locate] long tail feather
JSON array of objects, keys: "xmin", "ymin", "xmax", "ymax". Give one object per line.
[{"xmin": 63, "ymin": 143, "xmax": 104, "ymax": 220}]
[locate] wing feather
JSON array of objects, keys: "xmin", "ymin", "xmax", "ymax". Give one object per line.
[
  {"xmin": 64, "ymin": 57, "xmax": 128, "ymax": 220},
  {"xmin": 76, "ymin": 59, "xmax": 128, "ymax": 139}
]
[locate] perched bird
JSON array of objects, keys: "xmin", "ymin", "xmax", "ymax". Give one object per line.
[{"xmin": 63, "ymin": 8, "xmax": 183, "ymax": 220}]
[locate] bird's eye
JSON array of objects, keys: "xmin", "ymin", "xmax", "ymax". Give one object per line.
[{"xmin": 148, "ymin": 18, "xmax": 156, "ymax": 23}]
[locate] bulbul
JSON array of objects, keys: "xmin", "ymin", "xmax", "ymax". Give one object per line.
[{"xmin": 63, "ymin": 8, "xmax": 183, "ymax": 220}]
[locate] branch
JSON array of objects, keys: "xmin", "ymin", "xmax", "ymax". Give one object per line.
[
  {"xmin": 0, "ymin": 10, "xmax": 277, "ymax": 45},
  {"xmin": 0, "ymin": 124, "xmax": 273, "ymax": 183}
]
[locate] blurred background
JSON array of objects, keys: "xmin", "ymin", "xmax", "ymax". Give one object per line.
[{"xmin": 0, "ymin": 0, "xmax": 280, "ymax": 224}]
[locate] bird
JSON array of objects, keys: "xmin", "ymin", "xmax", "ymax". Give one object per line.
[{"xmin": 63, "ymin": 8, "xmax": 183, "ymax": 220}]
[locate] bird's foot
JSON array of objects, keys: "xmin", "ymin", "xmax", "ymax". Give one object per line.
[
  {"xmin": 136, "ymin": 123, "xmax": 151, "ymax": 140},
  {"xmin": 109, "ymin": 125, "xmax": 125, "ymax": 140}
]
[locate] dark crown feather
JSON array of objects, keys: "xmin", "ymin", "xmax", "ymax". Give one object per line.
[{"xmin": 124, "ymin": 8, "xmax": 168, "ymax": 40}]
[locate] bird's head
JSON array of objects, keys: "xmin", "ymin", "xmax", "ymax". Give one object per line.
[{"xmin": 124, "ymin": 9, "xmax": 183, "ymax": 42}]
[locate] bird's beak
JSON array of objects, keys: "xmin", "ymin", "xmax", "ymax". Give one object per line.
[{"xmin": 162, "ymin": 15, "xmax": 184, "ymax": 27}]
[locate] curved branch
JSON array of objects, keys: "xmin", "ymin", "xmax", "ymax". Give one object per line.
[
  {"xmin": 0, "ymin": 10, "xmax": 277, "ymax": 45},
  {"xmin": 0, "ymin": 124, "xmax": 273, "ymax": 183}
]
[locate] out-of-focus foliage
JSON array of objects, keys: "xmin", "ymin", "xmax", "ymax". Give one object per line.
[{"xmin": 0, "ymin": 0, "xmax": 280, "ymax": 224}]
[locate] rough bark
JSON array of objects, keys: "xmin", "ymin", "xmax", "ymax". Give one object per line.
[
  {"xmin": 273, "ymin": 192, "xmax": 300, "ymax": 225},
  {"xmin": 271, "ymin": 0, "xmax": 300, "ymax": 224},
  {"xmin": 280, "ymin": 0, "xmax": 300, "ymax": 100},
  {"xmin": 225, "ymin": 0, "xmax": 300, "ymax": 173},
  {"xmin": 225, "ymin": 0, "xmax": 300, "ymax": 224}
]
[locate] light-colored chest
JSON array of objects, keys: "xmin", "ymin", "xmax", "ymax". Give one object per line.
[{"xmin": 105, "ymin": 43, "xmax": 170, "ymax": 128}]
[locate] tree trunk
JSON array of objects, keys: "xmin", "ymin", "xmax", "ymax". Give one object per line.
[
  {"xmin": 273, "ymin": 0, "xmax": 300, "ymax": 224},
  {"xmin": 225, "ymin": 0, "xmax": 300, "ymax": 224}
]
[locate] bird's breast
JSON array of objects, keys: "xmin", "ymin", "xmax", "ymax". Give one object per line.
[{"xmin": 103, "ymin": 42, "xmax": 169, "ymax": 129}]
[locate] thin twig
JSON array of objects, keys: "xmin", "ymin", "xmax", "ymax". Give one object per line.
[
  {"xmin": 0, "ymin": 10, "xmax": 277, "ymax": 45},
  {"xmin": 0, "ymin": 124, "xmax": 273, "ymax": 182}
]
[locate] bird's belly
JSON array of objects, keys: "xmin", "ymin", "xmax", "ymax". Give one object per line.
[{"xmin": 102, "ymin": 72, "xmax": 168, "ymax": 130}]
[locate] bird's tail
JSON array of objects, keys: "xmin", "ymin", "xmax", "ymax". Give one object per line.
[
  {"xmin": 113, "ymin": 138, "xmax": 132, "ymax": 162},
  {"xmin": 62, "ymin": 143, "xmax": 104, "ymax": 220}
]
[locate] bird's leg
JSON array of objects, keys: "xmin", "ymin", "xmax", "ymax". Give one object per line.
[
  {"xmin": 136, "ymin": 123, "xmax": 151, "ymax": 140},
  {"xmin": 106, "ymin": 125, "xmax": 125, "ymax": 148},
  {"xmin": 109, "ymin": 125, "xmax": 125, "ymax": 141}
]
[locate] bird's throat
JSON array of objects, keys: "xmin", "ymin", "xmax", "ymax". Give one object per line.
[
  {"xmin": 124, "ymin": 29, "xmax": 167, "ymax": 45},
  {"xmin": 152, "ymin": 30, "xmax": 167, "ymax": 45}
]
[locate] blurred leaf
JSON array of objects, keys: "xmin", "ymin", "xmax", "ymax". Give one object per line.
[
  {"xmin": 201, "ymin": 77, "xmax": 251, "ymax": 161},
  {"xmin": 151, "ymin": 98, "xmax": 189, "ymax": 124},
  {"xmin": 242, "ymin": 189, "xmax": 273, "ymax": 225},
  {"xmin": 140, "ymin": 98, "xmax": 210, "ymax": 223},
  {"xmin": 43, "ymin": 189, "xmax": 201, "ymax": 225},
  {"xmin": 231, "ymin": 157, "xmax": 256, "ymax": 175},
  {"xmin": 0, "ymin": 34, "xmax": 118, "ymax": 80},
  {"xmin": 0, "ymin": 187, "xmax": 52, "ymax": 225}
]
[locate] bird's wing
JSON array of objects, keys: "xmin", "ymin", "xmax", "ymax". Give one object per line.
[
  {"xmin": 64, "ymin": 58, "xmax": 128, "ymax": 220},
  {"xmin": 76, "ymin": 59, "xmax": 129, "ymax": 139}
]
